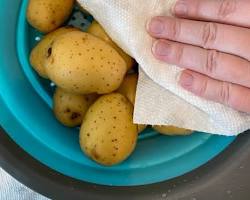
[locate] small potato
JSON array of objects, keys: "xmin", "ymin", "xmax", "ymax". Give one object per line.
[
  {"xmin": 26, "ymin": 0, "xmax": 74, "ymax": 33},
  {"xmin": 53, "ymin": 87, "xmax": 98, "ymax": 127},
  {"xmin": 153, "ymin": 125, "xmax": 193, "ymax": 136},
  {"xmin": 45, "ymin": 31, "xmax": 127, "ymax": 94},
  {"xmin": 117, "ymin": 74, "xmax": 138, "ymax": 105},
  {"xmin": 87, "ymin": 21, "xmax": 135, "ymax": 71},
  {"xmin": 137, "ymin": 124, "xmax": 147, "ymax": 134},
  {"xmin": 30, "ymin": 27, "xmax": 78, "ymax": 78},
  {"xmin": 80, "ymin": 93, "xmax": 137, "ymax": 166}
]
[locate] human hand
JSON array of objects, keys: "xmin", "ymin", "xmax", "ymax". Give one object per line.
[{"xmin": 147, "ymin": 0, "xmax": 250, "ymax": 113}]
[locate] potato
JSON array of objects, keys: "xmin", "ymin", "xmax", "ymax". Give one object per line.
[
  {"xmin": 117, "ymin": 74, "xmax": 138, "ymax": 105},
  {"xmin": 45, "ymin": 31, "xmax": 127, "ymax": 94},
  {"xmin": 138, "ymin": 124, "xmax": 147, "ymax": 134},
  {"xmin": 87, "ymin": 21, "xmax": 135, "ymax": 70},
  {"xmin": 153, "ymin": 125, "xmax": 193, "ymax": 136},
  {"xmin": 53, "ymin": 87, "xmax": 98, "ymax": 127},
  {"xmin": 26, "ymin": 0, "xmax": 74, "ymax": 33},
  {"xmin": 80, "ymin": 93, "xmax": 137, "ymax": 166},
  {"xmin": 30, "ymin": 27, "xmax": 78, "ymax": 78},
  {"xmin": 117, "ymin": 74, "xmax": 146, "ymax": 133}
]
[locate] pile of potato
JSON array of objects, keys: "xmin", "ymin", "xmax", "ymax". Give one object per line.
[{"xmin": 27, "ymin": 0, "xmax": 192, "ymax": 166}]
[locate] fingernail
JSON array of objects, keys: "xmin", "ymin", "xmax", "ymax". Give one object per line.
[
  {"xmin": 152, "ymin": 41, "xmax": 171, "ymax": 56},
  {"xmin": 179, "ymin": 72, "xmax": 193, "ymax": 88},
  {"xmin": 174, "ymin": 1, "xmax": 188, "ymax": 16},
  {"xmin": 147, "ymin": 18, "xmax": 164, "ymax": 34}
]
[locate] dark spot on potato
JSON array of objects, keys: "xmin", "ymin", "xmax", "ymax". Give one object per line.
[
  {"xmin": 99, "ymin": 49, "xmax": 103, "ymax": 52},
  {"xmin": 78, "ymin": 53, "xmax": 82, "ymax": 56},
  {"xmin": 64, "ymin": 108, "xmax": 71, "ymax": 113},
  {"xmin": 101, "ymin": 140, "xmax": 104, "ymax": 143},
  {"xmin": 47, "ymin": 47, "xmax": 52, "ymax": 58},
  {"xmin": 94, "ymin": 120, "xmax": 97, "ymax": 123},
  {"xmin": 71, "ymin": 112, "xmax": 81, "ymax": 120},
  {"xmin": 108, "ymin": 131, "xmax": 111, "ymax": 134},
  {"xmin": 91, "ymin": 148, "xmax": 100, "ymax": 160},
  {"xmin": 113, "ymin": 116, "xmax": 117, "ymax": 120},
  {"xmin": 87, "ymin": 133, "xmax": 90, "ymax": 137},
  {"xmin": 112, "ymin": 154, "xmax": 116, "ymax": 157},
  {"xmin": 91, "ymin": 57, "xmax": 94, "ymax": 60},
  {"xmin": 51, "ymin": 20, "xmax": 56, "ymax": 25},
  {"xmin": 106, "ymin": 83, "xmax": 110, "ymax": 87},
  {"xmin": 113, "ymin": 126, "xmax": 116, "ymax": 129}
]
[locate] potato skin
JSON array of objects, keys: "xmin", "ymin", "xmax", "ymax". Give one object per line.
[
  {"xmin": 87, "ymin": 21, "xmax": 135, "ymax": 71},
  {"xmin": 153, "ymin": 125, "xmax": 193, "ymax": 136},
  {"xmin": 80, "ymin": 93, "xmax": 137, "ymax": 166},
  {"xmin": 117, "ymin": 74, "xmax": 138, "ymax": 105},
  {"xmin": 45, "ymin": 31, "xmax": 127, "ymax": 94},
  {"xmin": 30, "ymin": 27, "xmax": 78, "ymax": 78},
  {"xmin": 53, "ymin": 87, "xmax": 98, "ymax": 127},
  {"xmin": 137, "ymin": 124, "xmax": 147, "ymax": 134},
  {"xmin": 26, "ymin": 0, "xmax": 74, "ymax": 33}
]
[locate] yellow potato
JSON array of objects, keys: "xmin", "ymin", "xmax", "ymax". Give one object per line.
[
  {"xmin": 30, "ymin": 27, "xmax": 78, "ymax": 78},
  {"xmin": 117, "ymin": 74, "xmax": 146, "ymax": 133},
  {"xmin": 153, "ymin": 125, "xmax": 193, "ymax": 136},
  {"xmin": 53, "ymin": 87, "xmax": 98, "ymax": 127},
  {"xmin": 137, "ymin": 124, "xmax": 147, "ymax": 134},
  {"xmin": 80, "ymin": 93, "xmax": 137, "ymax": 166},
  {"xmin": 117, "ymin": 74, "xmax": 138, "ymax": 105},
  {"xmin": 26, "ymin": 0, "xmax": 74, "ymax": 33},
  {"xmin": 45, "ymin": 31, "xmax": 127, "ymax": 94},
  {"xmin": 87, "ymin": 21, "xmax": 135, "ymax": 70}
]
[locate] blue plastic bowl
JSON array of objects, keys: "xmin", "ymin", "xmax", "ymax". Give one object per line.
[{"xmin": 0, "ymin": 0, "xmax": 235, "ymax": 186}]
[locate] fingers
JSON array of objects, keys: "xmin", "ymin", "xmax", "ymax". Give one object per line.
[
  {"xmin": 152, "ymin": 39, "xmax": 250, "ymax": 88},
  {"xmin": 179, "ymin": 70, "xmax": 250, "ymax": 113},
  {"xmin": 147, "ymin": 16, "xmax": 250, "ymax": 61},
  {"xmin": 173, "ymin": 0, "xmax": 250, "ymax": 28}
]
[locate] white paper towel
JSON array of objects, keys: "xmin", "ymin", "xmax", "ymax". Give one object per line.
[
  {"xmin": 0, "ymin": 168, "xmax": 48, "ymax": 200},
  {"xmin": 77, "ymin": 0, "xmax": 250, "ymax": 135}
]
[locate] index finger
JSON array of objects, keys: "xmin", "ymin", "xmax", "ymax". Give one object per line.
[{"xmin": 173, "ymin": 0, "xmax": 250, "ymax": 28}]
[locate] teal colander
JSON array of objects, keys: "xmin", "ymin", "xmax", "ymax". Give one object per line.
[{"xmin": 0, "ymin": 0, "xmax": 235, "ymax": 186}]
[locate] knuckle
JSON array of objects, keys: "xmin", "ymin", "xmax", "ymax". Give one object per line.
[
  {"xmin": 174, "ymin": 43, "xmax": 184, "ymax": 63},
  {"xmin": 219, "ymin": 82, "xmax": 231, "ymax": 105},
  {"xmin": 202, "ymin": 22, "xmax": 218, "ymax": 48},
  {"xmin": 204, "ymin": 50, "xmax": 219, "ymax": 75},
  {"xmin": 171, "ymin": 18, "xmax": 181, "ymax": 40},
  {"xmin": 218, "ymin": 0, "xmax": 237, "ymax": 19},
  {"xmin": 197, "ymin": 78, "xmax": 208, "ymax": 97}
]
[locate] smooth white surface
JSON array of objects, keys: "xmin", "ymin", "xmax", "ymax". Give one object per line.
[
  {"xmin": 0, "ymin": 168, "xmax": 48, "ymax": 200},
  {"xmin": 77, "ymin": 0, "xmax": 250, "ymax": 135}
]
